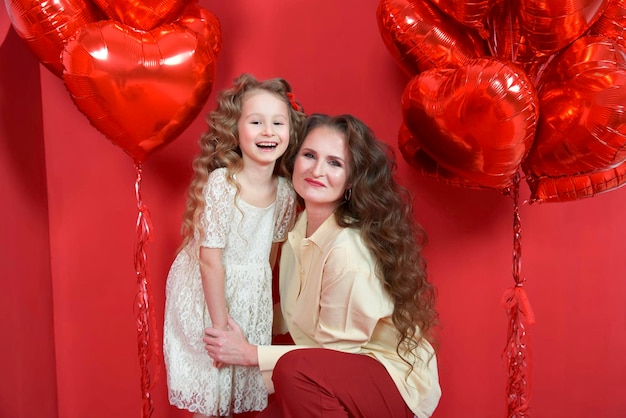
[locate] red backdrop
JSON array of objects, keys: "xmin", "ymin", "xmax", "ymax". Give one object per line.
[{"xmin": 1, "ymin": 1, "xmax": 625, "ymax": 417}]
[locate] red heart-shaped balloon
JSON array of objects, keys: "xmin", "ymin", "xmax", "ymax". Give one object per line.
[
  {"xmin": 485, "ymin": 0, "xmax": 546, "ymax": 78},
  {"xmin": 4, "ymin": 0, "xmax": 101, "ymax": 77},
  {"xmin": 518, "ymin": 0, "xmax": 609, "ymax": 55},
  {"xmin": 91, "ymin": 0, "xmax": 194, "ymax": 31},
  {"xmin": 429, "ymin": 0, "xmax": 496, "ymax": 38},
  {"xmin": 398, "ymin": 123, "xmax": 487, "ymax": 190},
  {"xmin": 401, "ymin": 57, "xmax": 539, "ymax": 189},
  {"xmin": 527, "ymin": 161, "xmax": 626, "ymax": 203},
  {"xmin": 62, "ymin": 20, "xmax": 217, "ymax": 164},
  {"xmin": 177, "ymin": 5, "xmax": 222, "ymax": 60},
  {"xmin": 523, "ymin": 36, "xmax": 626, "ymax": 178},
  {"xmin": 376, "ymin": 0, "xmax": 487, "ymax": 76},
  {"xmin": 1, "ymin": 4, "xmax": 12, "ymax": 46},
  {"xmin": 588, "ymin": 0, "xmax": 626, "ymax": 49}
]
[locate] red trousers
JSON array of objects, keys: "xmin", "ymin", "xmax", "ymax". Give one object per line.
[{"xmin": 257, "ymin": 348, "xmax": 415, "ymax": 418}]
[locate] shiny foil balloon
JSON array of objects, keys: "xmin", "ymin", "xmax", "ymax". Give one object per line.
[
  {"xmin": 523, "ymin": 36, "xmax": 626, "ymax": 178},
  {"xmin": 177, "ymin": 5, "xmax": 222, "ymax": 60},
  {"xmin": 429, "ymin": 0, "xmax": 496, "ymax": 38},
  {"xmin": 401, "ymin": 57, "xmax": 539, "ymax": 189},
  {"xmin": 376, "ymin": 0, "xmax": 488, "ymax": 76},
  {"xmin": 588, "ymin": 0, "xmax": 626, "ymax": 49},
  {"xmin": 485, "ymin": 0, "xmax": 550, "ymax": 83},
  {"xmin": 1, "ymin": 4, "xmax": 11, "ymax": 46},
  {"xmin": 91, "ymin": 0, "xmax": 193, "ymax": 31},
  {"xmin": 527, "ymin": 161, "xmax": 626, "ymax": 203},
  {"xmin": 62, "ymin": 20, "xmax": 217, "ymax": 164},
  {"xmin": 518, "ymin": 0, "xmax": 609, "ymax": 55},
  {"xmin": 398, "ymin": 123, "xmax": 487, "ymax": 189},
  {"xmin": 4, "ymin": 0, "xmax": 101, "ymax": 77}
]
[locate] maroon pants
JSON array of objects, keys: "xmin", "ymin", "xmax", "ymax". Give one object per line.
[{"xmin": 257, "ymin": 348, "xmax": 414, "ymax": 418}]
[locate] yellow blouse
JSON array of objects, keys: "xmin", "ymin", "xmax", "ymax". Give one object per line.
[{"xmin": 257, "ymin": 211, "xmax": 441, "ymax": 418}]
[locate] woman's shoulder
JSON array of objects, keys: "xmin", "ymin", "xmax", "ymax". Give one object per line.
[
  {"xmin": 324, "ymin": 228, "xmax": 379, "ymax": 282},
  {"xmin": 322, "ymin": 223, "xmax": 369, "ymax": 259},
  {"xmin": 335, "ymin": 227, "xmax": 368, "ymax": 254}
]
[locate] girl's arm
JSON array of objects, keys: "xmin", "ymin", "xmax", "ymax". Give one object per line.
[{"xmin": 199, "ymin": 247, "xmax": 228, "ymax": 330}]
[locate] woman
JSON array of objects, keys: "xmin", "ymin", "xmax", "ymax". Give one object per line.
[{"xmin": 204, "ymin": 113, "xmax": 441, "ymax": 418}]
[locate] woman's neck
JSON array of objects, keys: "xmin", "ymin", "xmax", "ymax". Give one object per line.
[{"xmin": 305, "ymin": 205, "xmax": 336, "ymax": 237}]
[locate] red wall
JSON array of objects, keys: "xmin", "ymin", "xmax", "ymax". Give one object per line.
[
  {"xmin": 0, "ymin": 27, "xmax": 58, "ymax": 418},
  {"xmin": 2, "ymin": 1, "xmax": 625, "ymax": 417}
]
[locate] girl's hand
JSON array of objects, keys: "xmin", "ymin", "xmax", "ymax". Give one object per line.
[{"xmin": 204, "ymin": 316, "xmax": 259, "ymax": 367}]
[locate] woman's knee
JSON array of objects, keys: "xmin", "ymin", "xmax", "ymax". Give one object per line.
[{"xmin": 273, "ymin": 348, "xmax": 321, "ymax": 391}]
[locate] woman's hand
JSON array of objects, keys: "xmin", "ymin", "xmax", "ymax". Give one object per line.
[{"xmin": 204, "ymin": 316, "xmax": 259, "ymax": 367}]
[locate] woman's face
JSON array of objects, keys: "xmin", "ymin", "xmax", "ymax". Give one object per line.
[{"xmin": 292, "ymin": 126, "xmax": 350, "ymax": 215}]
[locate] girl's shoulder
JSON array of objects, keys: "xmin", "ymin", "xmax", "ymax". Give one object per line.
[
  {"xmin": 208, "ymin": 167, "xmax": 228, "ymax": 182},
  {"xmin": 205, "ymin": 167, "xmax": 235, "ymax": 197},
  {"xmin": 207, "ymin": 167, "xmax": 232, "ymax": 189}
]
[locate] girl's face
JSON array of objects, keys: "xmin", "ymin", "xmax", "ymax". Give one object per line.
[
  {"xmin": 237, "ymin": 90, "xmax": 290, "ymax": 168},
  {"xmin": 292, "ymin": 126, "xmax": 350, "ymax": 215}
]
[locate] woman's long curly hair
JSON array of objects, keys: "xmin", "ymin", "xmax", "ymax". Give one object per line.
[
  {"xmin": 179, "ymin": 73, "xmax": 306, "ymax": 250},
  {"xmin": 285, "ymin": 113, "xmax": 439, "ymax": 367}
]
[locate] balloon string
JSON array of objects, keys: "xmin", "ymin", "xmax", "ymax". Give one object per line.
[
  {"xmin": 134, "ymin": 163, "xmax": 160, "ymax": 418},
  {"xmin": 501, "ymin": 172, "xmax": 535, "ymax": 418}
]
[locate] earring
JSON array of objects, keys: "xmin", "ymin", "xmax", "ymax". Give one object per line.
[{"xmin": 344, "ymin": 188, "xmax": 352, "ymax": 202}]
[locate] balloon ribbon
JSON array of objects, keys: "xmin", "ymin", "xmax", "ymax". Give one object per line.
[
  {"xmin": 502, "ymin": 173, "xmax": 535, "ymax": 418},
  {"xmin": 134, "ymin": 163, "xmax": 160, "ymax": 418}
]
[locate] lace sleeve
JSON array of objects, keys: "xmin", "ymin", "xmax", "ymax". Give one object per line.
[
  {"xmin": 200, "ymin": 168, "xmax": 235, "ymax": 248},
  {"xmin": 273, "ymin": 177, "xmax": 297, "ymax": 242}
]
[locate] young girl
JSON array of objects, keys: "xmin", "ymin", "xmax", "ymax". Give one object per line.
[{"xmin": 163, "ymin": 73, "xmax": 306, "ymax": 418}]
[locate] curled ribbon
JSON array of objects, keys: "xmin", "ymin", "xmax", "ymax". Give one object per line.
[
  {"xmin": 134, "ymin": 163, "xmax": 160, "ymax": 418},
  {"xmin": 501, "ymin": 283, "xmax": 534, "ymax": 417},
  {"xmin": 501, "ymin": 285, "xmax": 536, "ymax": 325},
  {"xmin": 502, "ymin": 172, "xmax": 534, "ymax": 418}
]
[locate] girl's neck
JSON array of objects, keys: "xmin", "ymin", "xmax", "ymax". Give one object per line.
[
  {"xmin": 237, "ymin": 162, "xmax": 276, "ymax": 183},
  {"xmin": 236, "ymin": 164, "xmax": 278, "ymax": 208}
]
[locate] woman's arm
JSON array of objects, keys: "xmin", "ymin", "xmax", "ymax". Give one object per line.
[{"xmin": 204, "ymin": 317, "xmax": 305, "ymax": 393}]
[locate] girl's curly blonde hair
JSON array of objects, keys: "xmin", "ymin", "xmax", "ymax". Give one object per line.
[{"xmin": 179, "ymin": 73, "xmax": 306, "ymax": 250}]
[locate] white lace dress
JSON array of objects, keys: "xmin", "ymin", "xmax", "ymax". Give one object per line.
[{"xmin": 163, "ymin": 168, "xmax": 296, "ymax": 416}]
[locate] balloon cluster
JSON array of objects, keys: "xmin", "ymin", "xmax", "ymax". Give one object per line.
[
  {"xmin": 377, "ymin": 0, "xmax": 626, "ymax": 203},
  {"xmin": 4, "ymin": 0, "xmax": 222, "ymax": 164},
  {"xmin": 5, "ymin": 3, "xmax": 222, "ymax": 416}
]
